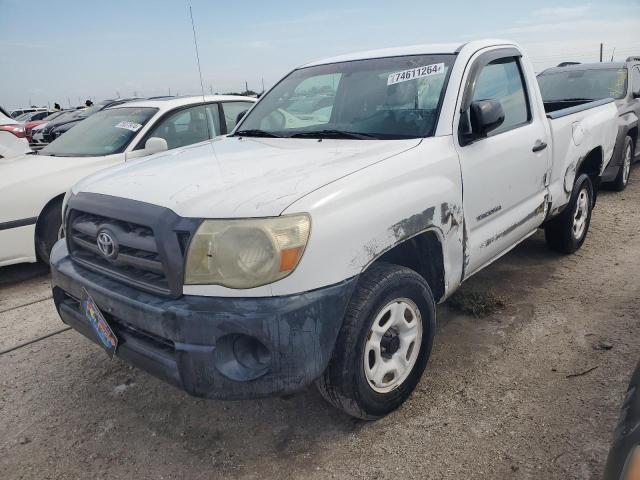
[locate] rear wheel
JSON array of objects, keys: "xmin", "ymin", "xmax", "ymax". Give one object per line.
[
  {"xmin": 316, "ymin": 263, "xmax": 436, "ymax": 419},
  {"xmin": 612, "ymin": 136, "xmax": 633, "ymax": 191},
  {"xmin": 544, "ymin": 173, "xmax": 593, "ymax": 254},
  {"xmin": 35, "ymin": 200, "xmax": 62, "ymax": 265}
]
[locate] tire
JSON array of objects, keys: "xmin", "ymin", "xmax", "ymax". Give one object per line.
[
  {"xmin": 35, "ymin": 200, "xmax": 62, "ymax": 265},
  {"xmin": 544, "ymin": 173, "xmax": 594, "ymax": 254},
  {"xmin": 612, "ymin": 136, "xmax": 634, "ymax": 191},
  {"xmin": 316, "ymin": 263, "xmax": 436, "ymax": 419}
]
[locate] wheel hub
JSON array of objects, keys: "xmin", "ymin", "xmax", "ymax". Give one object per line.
[
  {"xmin": 381, "ymin": 334, "xmax": 400, "ymax": 356},
  {"xmin": 572, "ymin": 187, "xmax": 589, "ymax": 240},
  {"xmin": 363, "ymin": 298, "xmax": 423, "ymax": 393},
  {"xmin": 623, "ymin": 143, "xmax": 632, "ymax": 184}
]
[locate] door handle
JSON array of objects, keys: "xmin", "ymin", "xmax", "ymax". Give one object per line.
[{"xmin": 532, "ymin": 140, "xmax": 547, "ymax": 152}]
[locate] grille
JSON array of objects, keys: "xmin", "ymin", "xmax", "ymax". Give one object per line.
[{"xmin": 68, "ymin": 211, "xmax": 171, "ymax": 295}]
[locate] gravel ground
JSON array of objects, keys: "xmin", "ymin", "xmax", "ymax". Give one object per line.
[{"xmin": 1, "ymin": 170, "xmax": 639, "ymax": 479}]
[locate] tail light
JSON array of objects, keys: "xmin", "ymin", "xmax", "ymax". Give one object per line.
[{"xmin": 0, "ymin": 125, "xmax": 26, "ymax": 138}]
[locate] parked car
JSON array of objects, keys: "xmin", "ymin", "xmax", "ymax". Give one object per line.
[
  {"xmin": 31, "ymin": 98, "xmax": 140, "ymax": 148},
  {"xmin": 14, "ymin": 110, "xmax": 52, "ymax": 122},
  {"xmin": 9, "ymin": 107, "xmax": 47, "ymax": 118},
  {"xmin": 0, "ymin": 95, "xmax": 255, "ymax": 266},
  {"xmin": 49, "ymin": 39, "xmax": 617, "ymax": 419},
  {"xmin": 24, "ymin": 110, "xmax": 70, "ymax": 145},
  {"xmin": 0, "ymin": 105, "xmax": 31, "ymax": 159},
  {"xmin": 538, "ymin": 57, "xmax": 640, "ymax": 190}
]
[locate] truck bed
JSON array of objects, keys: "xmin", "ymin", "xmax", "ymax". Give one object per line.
[{"xmin": 543, "ymin": 98, "xmax": 614, "ymax": 118}]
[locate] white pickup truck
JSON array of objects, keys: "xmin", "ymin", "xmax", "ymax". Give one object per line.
[{"xmin": 51, "ymin": 39, "xmax": 617, "ymax": 419}]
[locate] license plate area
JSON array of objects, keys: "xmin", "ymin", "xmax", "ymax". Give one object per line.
[{"xmin": 82, "ymin": 287, "xmax": 118, "ymax": 357}]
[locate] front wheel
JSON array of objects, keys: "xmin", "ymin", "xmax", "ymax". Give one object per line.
[
  {"xmin": 316, "ymin": 263, "xmax": 436, "ymax": 419},
  {"xmin": 612, "ymin": 136, "xmax": 634, "ymax": 191},
  {"xmin": 35, "ymin": 201, "xmax": 63, "ymax": 265},
  {"xmin": 544, "ymin": 173, "xmax": 594, "ymax": 254}
]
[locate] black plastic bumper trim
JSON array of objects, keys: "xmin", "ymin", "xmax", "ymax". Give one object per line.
[
  {"xmin": 0, "ymin": 217, "xmax": 37, "ymax": 231},
  {"xmin": 50, "ymin": 240, "xmax": 357, "ymax": 400}
]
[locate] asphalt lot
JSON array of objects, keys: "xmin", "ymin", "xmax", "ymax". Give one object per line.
[{"xmin": 1, "ymin": 169, "xmax": 639, "ymax": 479}]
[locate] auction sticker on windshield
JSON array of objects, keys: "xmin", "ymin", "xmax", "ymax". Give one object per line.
[
  {"xmin": 114, "ymin": 121, "xmax": 142, "ymax": 132},
  {"xmin": 387, "ymin": 63, "xmax": 445, "ymax": 85}
]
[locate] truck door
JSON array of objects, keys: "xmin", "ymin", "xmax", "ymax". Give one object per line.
[{"xmin": 455, "ymin": 48, "xmax": 550, "ymax": 277}]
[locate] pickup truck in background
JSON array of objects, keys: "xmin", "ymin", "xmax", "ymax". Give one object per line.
[
  {"xmin": 538, "ymin": 57, "xmax": 640, "ymax": 190},
  {"xmin": 51, "ymin": 39, "xmax": 618, "ymax": 419}
]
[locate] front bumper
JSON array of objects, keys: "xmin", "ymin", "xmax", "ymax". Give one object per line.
[{"xmin": 51, "ymin": 241, "xmax": 356, "ymax": 399}]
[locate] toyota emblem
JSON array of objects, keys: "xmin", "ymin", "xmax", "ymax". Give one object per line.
[{"xmin": 96, "ymin": 230, "xmax": 118, "ymax": 260}]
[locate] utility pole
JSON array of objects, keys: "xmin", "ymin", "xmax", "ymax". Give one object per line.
[
  {"xmin": 600, "ymin": 43, "xmax": 603, "ymax": 62},
  {"xmin": 261, "ymin": 77, "xmax": 265, "ymax": 93},
  {"xmin": 210, "ymin": 83, "xmax": 213, "ymax": 94},
  {"xmin": 168, "ymin": 87, "xmax": 171, "ymax": 96},
  {"xmin": 610, "ymin": 47, "xmax": 616, "ymax": 62},
  {"xmin": 245, "ymin": 81, "xmax": 249, "ymax": 93}
]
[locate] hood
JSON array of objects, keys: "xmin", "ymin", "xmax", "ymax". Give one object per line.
[
  {"xmin": 0, "ymin": 153, "xmax": 117, "ymax": 191},
  {"xmin": 74, "ymin": 136, "xmax": 421, "ymax": 218}
]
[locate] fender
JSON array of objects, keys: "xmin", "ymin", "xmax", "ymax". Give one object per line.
[{"xmin": 275, "ymin": 136, "xmax": 465, "ymax": 298}]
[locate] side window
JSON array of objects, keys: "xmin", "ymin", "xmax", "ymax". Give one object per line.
[
  {"xmin": 221, "ymin": 101, "xmax": 255, "ymax": 132},
  {"xmin": 633, "ymin": 67, "xmax": 640, "ymax": 94},
  {"xmin": 472, "ymin": 57, "xmax": 530, "ymax": 135},
  {"xmin": 143, "ymin": 104, "xmax": 220, "ymax": 150}
]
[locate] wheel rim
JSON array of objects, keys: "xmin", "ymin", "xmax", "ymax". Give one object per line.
[
  {"xmin": 572, "ymin": 187, "xmax": 589, "ymax": 240},
  {"xmin": 622, "ymin": 143, "xmax": 632, "ymax": 185},
  {"xmin": 363, "ymin": 298, "xmax": 423, "ymax": 393}
]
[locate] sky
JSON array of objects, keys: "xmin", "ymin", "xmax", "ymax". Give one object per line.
[{"xmin": 1, "ymin": 0, "xmax": 639, "ymax": 109}]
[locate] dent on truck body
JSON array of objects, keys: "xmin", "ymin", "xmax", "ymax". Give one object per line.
[
  {"xmin": 481, "ymin": 198, "xmax": 547, "ymax": 249},
  {"xmin": 351, "ymin": 201, "xmax": 463, "ymax": 302}
]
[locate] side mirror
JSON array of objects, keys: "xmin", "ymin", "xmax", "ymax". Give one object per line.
[
  {"xmin": 469, "ymin": 99, "xmax": 505, "ymax": 138},
  {"xmin": 236, "ymin": 110, "xmax": 248, "ymax": 124},
  {"xmin": 144, "ymin": 137, "xmax": 168, "ymax": 154}
]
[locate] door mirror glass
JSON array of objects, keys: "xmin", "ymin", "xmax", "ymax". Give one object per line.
[
  {"xmin": 470, "ymin": 99, "xmax": 505, "ymax": 137},
  {"xmin": 631, "ymin": 67, "xmax": 640, "ymax": 98},
  {"xmin": 144, "ymin": 136, "xmax": 168, "ymax": 154}
]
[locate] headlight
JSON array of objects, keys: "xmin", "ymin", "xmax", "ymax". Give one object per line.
[{"xmin": 184, "ymin": 214, "xmax": 311, "ymax": 289}]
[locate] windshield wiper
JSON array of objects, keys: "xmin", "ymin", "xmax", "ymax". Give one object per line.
[
  {"xmin": 289, "ymin": 129, "xmax": 378, "ymax": 140},
  {"xmin": 234, "ymin": 129, "xmax": 281, "ymax": 138}
]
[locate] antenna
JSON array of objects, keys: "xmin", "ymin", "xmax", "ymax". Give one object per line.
[
  {"xmin": 189, "ymin": 5, "xmax": 212, "ymax": 140},
  {"xmin": 189, "ymin": 6, "xmax": 207, "ymax": 104}
]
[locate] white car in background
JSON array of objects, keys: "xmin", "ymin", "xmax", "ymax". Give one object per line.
[
  {"xmin": 0, "ymin": 95, "xmax": 255, "ymax": 266},
  {"xmin": 0, "ymin": 106, "xmax": 31, "ymax": 159}
]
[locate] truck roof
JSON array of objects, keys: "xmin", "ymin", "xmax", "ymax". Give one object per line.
[
  {"xmin": 106, "ymin": 95, "xmax": 255, "ymax": 110},
  {"xmin": 541, "ymin": 62, "xmax": 634, "ymax": 75},
  {"xmin": 301, "ymin": 38, "xmax": 517, "ymax": 67}
]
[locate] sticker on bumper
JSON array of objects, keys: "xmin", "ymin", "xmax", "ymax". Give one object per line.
[{"xmin": 82, "ymin": 288, "xmax": 118, "ymax": 357}]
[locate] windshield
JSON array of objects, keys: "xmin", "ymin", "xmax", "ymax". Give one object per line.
[
  {"xmin": 41, "ymin": 107, "xmax": 157, "ymax": 157},
  {"xmin": 42, "ymin": 111, "xmax": 66, "ymax": 121},
  {"xmin": 538, "ymin": 68, "xmax": 627, "ymax": 101},
  {"xmin": 237, "ymin": 54, "xmax": 455, "ymax": 139}
]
